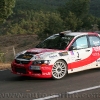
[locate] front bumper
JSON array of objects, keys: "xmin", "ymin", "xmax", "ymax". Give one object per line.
[{"xmin": 11, "ymin": 60, "xmax": 53, "ymax": 78}]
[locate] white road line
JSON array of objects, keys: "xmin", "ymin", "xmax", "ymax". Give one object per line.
[
  {"xmin": 33, "ymin": 95, "xmax": 59, "ymax": 100},
  {"xmin": 33, "ymin": 85, "xmax": 100, "ymax": 100},
  {"xmin": 67, "ymin": 85, "xmax": 100, "ymax": 94},
  {"xmin": 0, "ymin": 69, "xmax": 7, "ymax": 71}
]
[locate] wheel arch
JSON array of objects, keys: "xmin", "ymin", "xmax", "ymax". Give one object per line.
[
  {"xmin": 54, "ymin": 59, "xmax": 68, "ymax": 71},
  {"xmin": 56, "ymin": 59, "xmax": 67, "ymax": 65}
]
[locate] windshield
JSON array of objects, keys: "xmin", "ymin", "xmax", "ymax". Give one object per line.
[{"xmin": 36, "ymin": 34, "xmax": 74, "ymax": 50}]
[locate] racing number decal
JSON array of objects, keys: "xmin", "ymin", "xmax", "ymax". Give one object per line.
[
  {"xmin": 77, "ymin": 52, "xmax": 79, "ymax": 58},
  {"xmin": 76, "ymin": 52, "xmax": 81, "ymax": 61}
]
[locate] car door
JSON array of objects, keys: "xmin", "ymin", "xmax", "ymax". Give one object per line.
[
  {"xmin": 88, "ymin": 35, "xmax": 100, "ymax": 67},
  {"xmin": 68, "ymin": 35, "xmax": 92, "ymax": 73}
]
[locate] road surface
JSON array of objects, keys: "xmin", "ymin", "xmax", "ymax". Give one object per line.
[{"xmin": 0, "ymin": 68, "xmax": 100, "ymax": 100}]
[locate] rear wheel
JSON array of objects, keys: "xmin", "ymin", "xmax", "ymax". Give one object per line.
[{"xmin": 52, "ymin": 60, "xmax": 67, "ymax": 79}]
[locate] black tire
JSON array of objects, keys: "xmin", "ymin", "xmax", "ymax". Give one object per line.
[{"xmin": 52, "ymin": 60, "xmax": 67, "ymax": 79}]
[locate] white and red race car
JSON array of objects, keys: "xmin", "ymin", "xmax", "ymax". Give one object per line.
[{"xmin": 11, "ymin": 31, "xmax": 100, "ymax": 79}]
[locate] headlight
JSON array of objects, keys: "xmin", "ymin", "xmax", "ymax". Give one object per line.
[{"xmin": 32, "ymin": 60, "xmax": 51, "ymax": 65}]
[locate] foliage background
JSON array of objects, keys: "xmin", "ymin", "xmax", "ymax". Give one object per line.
[
  {"xmin": 0, "ymin": 0, "xmax": 15, "ymax": 23},
  {"xmin": 0, "ymin": 0, "xmax": 100, "ymax": 39},
  {"xmin": 0, "ymin": 0, "xmax": 100, "ymax": 64}
]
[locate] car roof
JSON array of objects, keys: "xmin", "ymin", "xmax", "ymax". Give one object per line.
[
  {"xmin": 66, "ymin": 32, "xmax": 85, "ymax": 36},
  {"xmin": 59, "ymin": 31, "xmax": 98, "ymax": 36}
]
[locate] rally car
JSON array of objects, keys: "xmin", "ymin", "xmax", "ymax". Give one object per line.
[{"xmin": 11, "ymin": 31, "xmax": 100, "ymax": 79}]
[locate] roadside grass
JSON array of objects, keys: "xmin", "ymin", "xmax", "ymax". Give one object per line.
[
  {"xmin": 0, "ymin": 34, "xmax": 39, "ymax": 70},
  {"xmin": 0, "ymin": 63, "xmax": 11, "ymax": 70}
]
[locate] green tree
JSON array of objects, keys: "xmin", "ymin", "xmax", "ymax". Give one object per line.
[
  {"xmin": 64, "ymin": 11, "xmax": 83, "ymax": 31},
  {"xmin": 59, "ymin": 0, "xmax": 90, "ymax": 19},
  {"xmin": 0, "ymin": 0, "xmax": 16, "ymax": 23},
  {"xmin": 58, "ymin": 0, "xmax": 90, "ymax": 31},
  {"xmin": 37, "ymin": 12, "xmax": 64, "ymax": 40},
  {"xmin": 81, "ymin": 15, "xmax": 96, "ymax": 31},
  {"xmin": 97, "ymin": 18, "xmax": 100, "ymax": 30}
]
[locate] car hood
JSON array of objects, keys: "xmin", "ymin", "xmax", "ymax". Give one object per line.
[
  {"xmin": 16, "ymin": 47, "xmax": 69, "ymax": 61},
  {"xmin": 27, "ymin": 48, "xmax": 57, "ymax": 54},
  {"xmin": 15, "ymin": 48, "xmax": 63, "ymax": 60},
  {"xmin": 27, "ymin": 48, "xmax": 60, "ymax": 60}
]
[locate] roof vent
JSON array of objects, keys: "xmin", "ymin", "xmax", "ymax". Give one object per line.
[
  {"xmin": 60, "ymin": 30, "xmax": 71, "ymax": 34},
  {"xmin": 59, "ymin": 30, "xmax": 71, "ymax": 37}
]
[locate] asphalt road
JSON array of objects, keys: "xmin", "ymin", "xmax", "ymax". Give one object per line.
[{"xmin": 0, "ymin": 68, "xmax": 100, "ymax": 100}]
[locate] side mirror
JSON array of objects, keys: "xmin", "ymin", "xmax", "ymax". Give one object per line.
[{"xmin": 69, "ymin": 45, "xmax": 76, "ymax": 51}]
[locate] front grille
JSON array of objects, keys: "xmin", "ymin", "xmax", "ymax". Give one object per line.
[
  {"xmin": 15, "ymin": 67, "xmax": 27, "ymax": 74},
  {"xmin": 33, "ymin": 70, "xmax": 42, "ymax": 74},
  {"xmin": 15, "ymin": 60, "xmax": 30, "ymax": 64}
]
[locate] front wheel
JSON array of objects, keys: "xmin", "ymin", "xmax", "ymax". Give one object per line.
[{"xmin": 52, "ymin": 60, "xmax": 67, "ymax": 80}]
